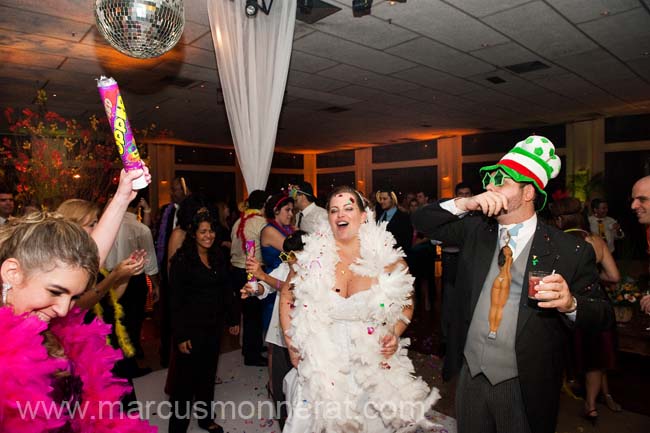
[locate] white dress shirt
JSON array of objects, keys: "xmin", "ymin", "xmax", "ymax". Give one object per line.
[
  {"xmin": 105, "ymin": 212, "xmax": 159, "ymax": 275},
  {"xmin": 440, "ymin": 199, "xmax": 576, "ymax": 320},
  {"xmin": 257, "ymin": 263, "xmax": 289, "ymax": 348},
  {"xmin": 297, "ymin": 202, "xmax": 328, "ymax": 234}
]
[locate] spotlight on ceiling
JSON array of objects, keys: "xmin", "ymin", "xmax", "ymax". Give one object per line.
[
  {"xmin": 245, "ymin": 0, "xmax": 274, "ymax": 17},
  {"xmin": 352, "ymin": 0, "xmax": 372, "ymax": 17},
  {"xmin": 245, "ymin": 0, "xmax": 258, "ymax": 17}
]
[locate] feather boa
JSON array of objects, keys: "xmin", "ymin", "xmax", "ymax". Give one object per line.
[
  {"xmin": 93, "ymin": 269, "xmax": 136, "ymax": 359},
  {"xmin": 288, "ymin": 210, "xmax": 440, "ymax": 432},
  {"xmin": 0, "ymin": 306, "xmax": 156, "ymax": 433}
]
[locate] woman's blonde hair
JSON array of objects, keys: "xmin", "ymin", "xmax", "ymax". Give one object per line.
[
  {"xmin": 56, "ymin": 199, "xmax": 100, "ymax": 227},
  {"xmin": 0, "ymin": 212, "xmax": 99, "ymax": 292}
]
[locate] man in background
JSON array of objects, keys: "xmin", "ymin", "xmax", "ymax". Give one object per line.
[
  {"xmin": 290, "ymin": 181, "xmax": 327, "ymax": 234},
  {"xmin": 440, "ymin": 182, "xmax": 473, "ymax": 354},
  {"xmin": 0, "ymin": 185, "xmax": 15, "ymax": 225},
  {"xmin": 376, "ymin": 185, "xmax": 413, "ymax": 255},
  {"xmin": 589, "ymin": 198, "xmax": 624, "ymax": 254},
  {"xmin": 416, "ymin": 190, "xmax": 430, "ymax": 207},
  {"xmin": 231, "ymin": 190, "xmax": 269, "ymax": 366},
  {"xmin": 107, "ymin": 192, "xmax": 161, "ymax": 363},
  {"xmin": 156, "ymin": 176, "xmax": 189, "ymax": 367},
  {"xmin": 631, "ymin": 176, "xmax": 650, "ymax": 315}
]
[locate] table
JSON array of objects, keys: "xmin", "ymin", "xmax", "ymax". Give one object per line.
[{"xmin": 616, "ymin": 308, "xmax": 650, "ymax": 357}]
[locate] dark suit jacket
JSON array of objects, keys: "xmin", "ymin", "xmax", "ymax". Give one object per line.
[
  {"xmin": 169, "ymin": 248, "xmax": 240, "ymax": 343},
  {"xmin": 155, "ymin": 202, "xmax": 177, "ymax": 281},
  {"xmin": 412, "ymin": 201, "xmax": 614, "ymax": 433},
  {"xmin": 379, "ymin": 208, "xmax": 413, "ymax": 255}
]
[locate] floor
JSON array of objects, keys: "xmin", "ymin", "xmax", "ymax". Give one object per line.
[
  {"xmin": 134, "ymin": 277, "xmax": 650, "ymax": 433},
  {"xmin": 133, "ymin": 351, "xmax": 457, "ymax": 433}
]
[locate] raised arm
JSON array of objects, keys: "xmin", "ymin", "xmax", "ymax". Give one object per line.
[{"xmin": 92, "ymin": 167, "xmax": 151, "ymax": 267}]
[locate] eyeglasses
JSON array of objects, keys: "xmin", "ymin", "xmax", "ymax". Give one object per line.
[
  {"xmin": 482, "ymin": 169, "xmax": 511, "ymax": 189},
  {"xmin": 280, "ymin": 251, "xmax": 297, "ymax": 263}
]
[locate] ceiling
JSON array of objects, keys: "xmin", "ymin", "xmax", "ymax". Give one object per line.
[{"xmin": 1, "ymin": 0, "xmax": 650, "ymax": 154}]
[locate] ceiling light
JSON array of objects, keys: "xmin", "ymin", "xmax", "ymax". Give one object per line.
[
  {"xmin": 95, "ymin": 0, "xmax": 185, "ymax": 59},
  {"xmin": 352, "ymin": 0, "xmax": 372, "ymax": 17},
  {"xmin": 245, "ymin": 0, "xmax": 274, "ymax": 17},
  {"xmin": 245, "ymin": 0, "xmax": 258, "ymax": 17}
]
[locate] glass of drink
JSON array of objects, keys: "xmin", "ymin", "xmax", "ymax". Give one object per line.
[{"xmin": 528, "ymin": 270, "xmax": 551, "ymax": 307}]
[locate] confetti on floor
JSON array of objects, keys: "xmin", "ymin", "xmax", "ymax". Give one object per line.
[{"xmin": 134, "ymin": 350, "xmax": 456, "ymax": 433}]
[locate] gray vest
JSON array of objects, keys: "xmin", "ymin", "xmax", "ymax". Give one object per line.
[{"xmin": 463, "ymin": 236, "xmax": 533, "ymax": 385}]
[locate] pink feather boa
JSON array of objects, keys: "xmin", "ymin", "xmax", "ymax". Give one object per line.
[{"xmin": 0, "ymin": 306, "xmax": 157, "ymax": 433}]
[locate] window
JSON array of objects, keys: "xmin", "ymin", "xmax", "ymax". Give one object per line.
[
  {"xmin": 175, "ymin": 146, "xmax": 236, "ymax": 165},
  {"xmin": 175, "ymin": 170, "xmax": 236, "ymax": 204},
  {"xmin": 462, "ymin": 125, "xmax": 566, "ymax": 156},
  {"xmin": 316, "ymin": 172, "xmax": 356, "ymax": 201},
  {"xmin": 317, "ymin": 150, "xmax": 355, "ymax": 168},
  {"xmin": 272, "ymin": 152, "xmax": 304, "ymax": 169},
  {"xmin": 266, "ymin": 173, "xmax": 304, "ymax": 194},
  {"xmin": 373, "ymin": 166, "xmax": 437, "ymax": 201},
  {"xmin": 372, "ymin": 140, "xmax": 437, "ymax": 163},
  {"xmin": 605, "ymin": 114, "xmax": 650, "ymax": 143}
]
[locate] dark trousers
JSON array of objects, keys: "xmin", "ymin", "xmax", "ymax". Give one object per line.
[
  {"xmin": 232, "ymin": 267, "xmax": 264, "ymax": 361},
  {"xmin": 159, "ymin": 277, "xmax": 172, "ymax": 367},
  {"xmin": 120, "ymin": 273, "xmax": 148, "ymax": 356},
  {"xmin": 456, "ymin": 361, "xmax": 532, "ymax": 433},
  {"xmin": 440, "ymin": 251, "xmax": 459, "ymax": 353},
  {"xmin": 270, "ymin": 344, "xmax": 292, "ymax": 428},
  {"xmin": 112, "ymin": 356, "xmax": 139, "ymax": 410},
  {"xmin": 168, "ymin": 334, "xmax": 221, "ymax": 433}
]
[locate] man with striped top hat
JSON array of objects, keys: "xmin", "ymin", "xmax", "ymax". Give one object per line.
[{"xmin": 413, "ymin": 135, "xmax": 614, "ymax": 433}]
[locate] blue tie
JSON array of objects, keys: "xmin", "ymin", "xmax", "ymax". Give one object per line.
[{"xmin": 501, "ymin": 223, "xmax": 523, "ymax": 253}]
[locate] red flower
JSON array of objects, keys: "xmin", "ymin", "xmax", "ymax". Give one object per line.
[
  {"xmin": 52, "ymin": 150, "xmax": 63, "ymax": 169},
  {"xmin": 4, "ymin": 107, "xmax": 14, "ymax": 123}
]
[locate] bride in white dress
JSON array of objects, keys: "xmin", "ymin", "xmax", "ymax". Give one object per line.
[{"xmin": 280, "ymin": 186, "xmax": 439, "ymax": 433}]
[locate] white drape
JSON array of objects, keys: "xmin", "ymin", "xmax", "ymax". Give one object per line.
[{"xmin": 207, "ymin": 0, "xmax": 296, "ymax": 192}]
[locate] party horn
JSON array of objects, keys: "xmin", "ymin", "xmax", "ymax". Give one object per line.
[
  {"xmin": 245, "ymin": 240, "xmax": 257, "ymax": 283},
  {"xmin": 97, "ymin": 76, "xmax": 147, "ymax": 189}
]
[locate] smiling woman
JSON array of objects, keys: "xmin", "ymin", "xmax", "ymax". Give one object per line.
[
  {"xmin": 0, "ymin": 212, "xmax": 156, "ymax": 433},
  {"xmin": 281, "ymin": 185, "xmax": 440, "ymax": 432},
  {"xmin": 0, "ymin": 213, "xmax": 98, "ymax": 317},
  {"xmin": 167, "ymin": 210, "xmax": 240, "ymax": 433}
]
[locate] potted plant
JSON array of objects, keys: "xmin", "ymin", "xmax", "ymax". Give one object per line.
[{"xmin": 605, "ymin": 276, "xmax": 643, "ymax": 323}]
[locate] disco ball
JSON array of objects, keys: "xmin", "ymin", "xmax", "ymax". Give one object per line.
[{"xmin": 95, "ymin": 0, "xmax": 185, "ymax": 59}]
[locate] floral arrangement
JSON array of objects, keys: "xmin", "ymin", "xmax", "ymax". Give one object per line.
[
  {"xmin": 1, "ymin": 90, "xmax": 168, "ymax": 210},
  {"xmin": 606, "ymin": 276, "xmax": 643, "ymax": 306}
]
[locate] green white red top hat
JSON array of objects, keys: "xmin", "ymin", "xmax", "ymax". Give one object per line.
[{"xmin": 480, "ymin": 135, "xmax": 561, "ymax": 208}]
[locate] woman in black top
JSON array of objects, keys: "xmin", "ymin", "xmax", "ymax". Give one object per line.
[{"xmin": 168, "ymin": 210, "xmax": 240, "ymax": 433}]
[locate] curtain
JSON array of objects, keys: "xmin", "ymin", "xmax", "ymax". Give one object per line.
[{"xmin": 207, "ymin": 0, "xmax": 296, "ymax": 192}]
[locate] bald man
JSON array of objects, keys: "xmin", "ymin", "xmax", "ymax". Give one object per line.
[{"xmin": 631, "ymin": 176, "xmax": 650, "ymax": 314}]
